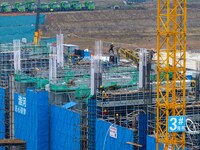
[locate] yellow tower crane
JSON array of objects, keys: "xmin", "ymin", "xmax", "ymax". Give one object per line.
[
  {"xmin": 156, "ymin": 0, "xmax": 187, "ymax": 149},
  {"xmin": 33, "ymin": 0, "xmax": 41, "ymax": 45}
]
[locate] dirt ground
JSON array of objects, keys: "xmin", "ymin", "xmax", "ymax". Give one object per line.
[{"xmin": 43, "ymin": 2, "xmax": 200, "ymax": 51}]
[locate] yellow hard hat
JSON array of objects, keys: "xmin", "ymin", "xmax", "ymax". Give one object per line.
[{"xmin": 116, "ymin": 113, "xmax": 118, "ymax": 117}]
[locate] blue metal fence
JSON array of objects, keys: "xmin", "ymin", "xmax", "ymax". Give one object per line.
[
  {"xmin": 14, "ymin": 89, "xmax": 49, "ymax": 150},
  {"xmin": 88, "ymin": 99, "xmax": 96, "ymax": 150},
  {"xmin": 138, "ymin": 114, "xmax": 147, "ymax": 149},
  {"xmin": 96, "ymin": 119, "xmax": 134, "ymax": 150},
  {"xmin": 50, "ymin": 105, "xmax": 81, "ymax": 150}
]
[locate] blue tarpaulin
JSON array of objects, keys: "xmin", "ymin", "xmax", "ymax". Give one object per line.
[
  {"xmin": 14, "ymin": 89, "xmax": 49, "ymax": 150},
  {"xmin": 0, "ymin": 14, "xmax": 45, "ymax": 43},
  {"xmin": 50, "ymin": 105, "xmax": 80, "ymax": 150},
  {"xmin": 62, "ymin": 101, "xmax": 77, "ymax": 109},
  {"xmin": 96, "ymin": 119, "xmax": 134, "ymax": 150}
]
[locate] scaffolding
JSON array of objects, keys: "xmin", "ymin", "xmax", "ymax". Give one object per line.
[{"xmin": 0, "ymin": 41, "xmax": 51, "ymax": 148}]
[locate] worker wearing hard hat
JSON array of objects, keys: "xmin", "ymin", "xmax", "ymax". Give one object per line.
[
  {"xmin": 115, "ymin": 113, "xmax": 120, "ymax": 125},
  {"xmin": 109, "ymin": 43, "xmax": 114, "ymax": 54}
]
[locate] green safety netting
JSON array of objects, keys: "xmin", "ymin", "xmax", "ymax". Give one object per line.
[
  {"xmin": 35, "ymin": 78, "xmax": 49, "ymax": 89},
  {"xmin": 15, "ymin": 73, "xmax": 35, "ymax": 83},
  {"xmin": 64, "ymin": 70, "xmax": 75, "ymax": 83},
  {"xmin": 15, "ymin": 73, "xmax": 49, "ymax": 89},
  {"xmin": 75, "ymin": 84, "xmax": 90, "ymax": 98},
  {"xmin": 108, "ymin": 66, "xmax": 136, "ymax": 73},
  {"xmin": 102, "ymin": 82, "xmax": 118, "ymax": 89},
  {"xmin": 50, "ymin": 83, "xmax": 68, "ymax": 92}
]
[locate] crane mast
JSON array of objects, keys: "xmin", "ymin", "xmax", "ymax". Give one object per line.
[
  {"xmin": 34, "ymin": 0, "xmax": 41, "ymax": 45},
  {"xmin": 156, "ymin": 0, "xmax": 187, "ymax": 149}
]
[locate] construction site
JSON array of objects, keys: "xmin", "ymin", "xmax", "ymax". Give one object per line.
[{"xmin": 0, "ymin": 0, "xmax": 200, "ymax": 150}]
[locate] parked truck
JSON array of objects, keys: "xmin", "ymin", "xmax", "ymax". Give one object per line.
[
  {"xmin": 70, "ymin": 0, "xmax": 82, "ymax": 11},
  {"xmin": 60, "ymin": 1, "xmax": 71, "ymax": 11},
  {"xmin": 0, "ymin": 3, "xmax": 12, "ymax": 13},
  {"xmin": 13, "ymin": 2, "xmax": 26, "ymax": 12},
  {"xmin": 84, "ymin": 1, "xmax": 95, "ymax": 10},
  {"xmin": 49, "ymin": 2, "xmax": 61, "ymax": 12},
  {"xmin": 40, "ymin": 2, "xmax": 50, "ymax": 12},
  {"xmin": 0, "ymin": 0, "xmax": 95, "ymax": 13},
  {"xmin": 25, "ymin": 1, "xmax": 37, "ymax": 12}
]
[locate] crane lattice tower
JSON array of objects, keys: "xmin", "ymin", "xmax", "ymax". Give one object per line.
[{"xmin": 156, "ymin": 0, "xmax": 187, "ymax": 149}]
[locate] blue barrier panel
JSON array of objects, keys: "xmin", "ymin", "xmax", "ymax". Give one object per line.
[
  {"xmin": 96, "ymin": 119, "xmax": 134, "ymax": 150},
  {"xmin": 14, "ymin": 89, "xmax": 49, "ymax": 150},
  {"xmin": 0, "ymin": 88, "xmax": 5, "ymax": 150},
  {"xmin": 138, "ymin": 114, "xmax": 147, "ymax": 150},
  {"xmin": 50, "ymin": 105, "xmax": 80, "ymax": 150},
  {"xmin": 88, "ymin": 99, "xmax": 96, "ymax": 150},
  {"xmin": 146, "ymin": 135, "xmax": 156, "ymax": 150},
  {"xmin": 0, "ymin": 14, "xmax": 45, "ymax": 43}
]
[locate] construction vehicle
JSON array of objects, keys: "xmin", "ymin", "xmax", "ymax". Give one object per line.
[
  {"xmin": 0, "ymin": 0, "xmax": 95, "ymax": 13},
  {"xmin": 49, "ymin": 2, "xmax": 61, "ymax": 12},
  {"xmin": 25, "ymin": 1, "xmax": 37, "ymax": 12},
  {"xmin": 70, "ymin": 0, "xmax": 82, "ymax": 11},
  {"xmin": 0, "ymin": 3, "xmax": 12, "ymax": 13},
  {"xmin": 84, "ymin": 1, "xmax": 95, "ymax": 10},
  {"xmin": 40, "ymin": 2, "xmax": 50, "ymax": 12},
  {"xmin": 117, "ymin": 48, "xmax": 140, "ymax": 65},
  {"xmin": 13, "ymin": 2, "xmax": 26, "ymax": 12},
  {"xmin": 60, "ymin": 1, "xmax": 71, "ymax": 11}
]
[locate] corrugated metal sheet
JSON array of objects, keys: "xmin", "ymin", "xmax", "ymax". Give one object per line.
[
  {"xmin": 50, "ymin": 105, "xmax": 80, "ymax": 150},
  {"xmin": 14, "ymin": 89, "xmax": 49, "ymax": 150},
  {"xmin": 96, "ymin": 119, "xmax": 134, "ymax": 150},
  {"xmin": 0, "ymin": 88, "xmax": 5, "ymax": 150}
]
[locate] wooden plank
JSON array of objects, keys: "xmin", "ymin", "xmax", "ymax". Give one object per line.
[
  {"xmin": 126, "ymin": 142, "xmax": 142, "ymax": 147},
  {"xmin": 0, "ymin": 139, "xmax": 26, "ymax": 146}
]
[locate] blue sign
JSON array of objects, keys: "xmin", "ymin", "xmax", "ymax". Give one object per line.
[
  {"xmin": 168, "ymin": 116, "xmax": 186, "ymax": 132},
  {"xmin": 15, "ymin": 95, "xmax": 27, "ymax": 115}
]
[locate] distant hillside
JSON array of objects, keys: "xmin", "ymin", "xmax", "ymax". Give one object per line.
[{"xmin": 42, "ymin": 2, "xmax": 200, "ymax": 50}]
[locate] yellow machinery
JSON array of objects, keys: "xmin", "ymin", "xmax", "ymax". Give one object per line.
[
  {"xmin": 156, "ymin": 0, "xmax": 187, "ymax": 149},
  {"xmin": 117, "ymin": 48, "xmax": 140, "ymax": 64},
  {"xmin": 33, "ymin": 29, "xmax": 42, "ymax": 45},
  {"xmin": 33, "ymin": 0, "xmax": 41, "ymax": 45},
  {"xmin": 117, "ymin": 48, "xmax": 155, "ymax": 65}
]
